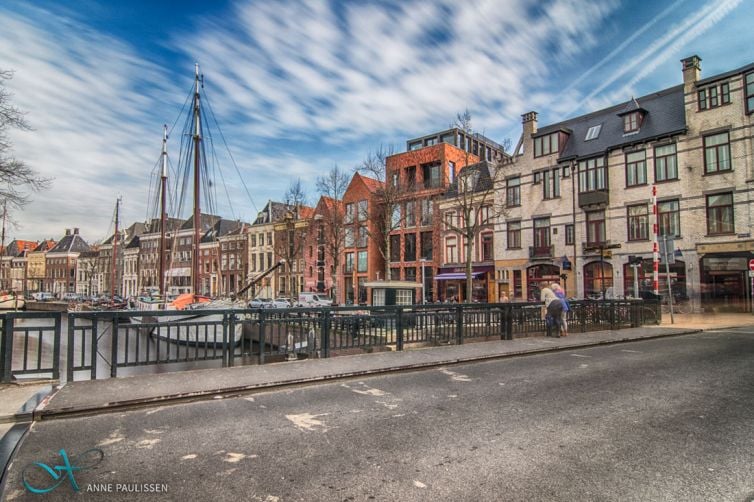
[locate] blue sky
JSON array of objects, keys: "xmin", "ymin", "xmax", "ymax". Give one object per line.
[{"xmin": 0, "ymin": 0, "xmax": 751, "ymax": 243}]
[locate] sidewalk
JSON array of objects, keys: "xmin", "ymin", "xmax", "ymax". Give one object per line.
[{"xmin": 3, "ymin": 313, "xmax": 752, "ymax": 423}]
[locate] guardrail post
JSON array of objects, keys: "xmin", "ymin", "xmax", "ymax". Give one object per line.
[
  {"xmin": 224, "ymin": 312, "xmax": 233, "ymax": 368},
  {"xmin": 1, "ymin": 315, "xmax": 13, "ymax": 383},
  {"xmin": 455, "ymin": 305, "xmax": 463, "ymax": 345},
  {"xmin": 258, "ymin": 310, "xmax": 266, "ymax": 365},
  {"xmin": 396, "ymin": 308, "xmax": 404, "ymax": 351},
  {"xmin": 110, "ymin": 313, "xmax": 119, "ymax": 378},
  {"xmin": 321, "ymin": 310, "xmax": 330, "ymax": 358},
  {"xmin": 609, "ymin": 300, "xmax": 616, "ymax": 330},
  {"xmin": 52, "ymin": 313, "xmax": 61, "ymax": 381}
]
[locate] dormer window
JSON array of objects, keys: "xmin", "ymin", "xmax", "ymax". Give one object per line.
[
  {"xmin": 533, "ymin": 132, "xmax": 559, "ymax": 157},
  {"xmin": 623, "ymin": 112, "xmax": 641, "ymax": 133}
]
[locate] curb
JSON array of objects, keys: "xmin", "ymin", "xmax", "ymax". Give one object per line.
[{"xmin": 33, "ymin": 328, "xmax": 702, "ymax": 421}]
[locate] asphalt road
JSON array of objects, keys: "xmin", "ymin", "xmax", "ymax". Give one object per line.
[{"xmin": 3, "ymin": 328, "xmax": 754, "ymax": 501}]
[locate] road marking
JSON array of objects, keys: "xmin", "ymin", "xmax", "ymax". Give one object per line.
[
  {"xmin": 620, "ymin": 349, "xmax": 642, "ymax": 354},
  {"xmin": 413, "ymin": 480, "xmax": 427, "ymax": 489},
  {"xmin": 136, "ymin": 439, "xmax": 161, "ymax": 449},
  {"xmin": 579, "ymin": 364, "xmax": 589, "ymax": 368},
  {"xmin": 439, "ymin": 368, "xmax": 472, "ymax": 382},
  {"xmin": 286, "ymin": 412, "xmax": 329, "ymax": 432},
  {"xmin": 341, "ymin": 382, "xmax": 387, "ymax": 396},
  {"xmin": 182, "ymin": 454, "xmax": 198, "ymax": 460},
  {"xmin": 223, "ymin": 452, "xmax": 248, "ymax": 463},
  {"xmin": 570, "ymin": 354, "xmax": 591, "ymax": 358}
]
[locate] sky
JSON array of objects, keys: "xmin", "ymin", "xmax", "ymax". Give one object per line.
[{"xmin": 0, "ymin": 0, "xmax": 752, "ymax": 244}]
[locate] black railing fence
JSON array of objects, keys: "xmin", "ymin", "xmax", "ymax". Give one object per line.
[{"xmin": 0, "ymin": 299, "xmax": 661, "ymax": 382}]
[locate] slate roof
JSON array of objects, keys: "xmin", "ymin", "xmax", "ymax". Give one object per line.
[
  {"xmin": 202, "ymin": 219, "xmax": 243, "ymax": 243},
  {"xmin": 143, "ymin": 217, "xmax": 185, "ymax": 234},
  {"xmin": 33, "ymin": 240, "xmax": 56, "ymax": 252},
  {"xmin": 103, "ymin": 221, "xmax": 147, "ymax": 245},
  {"xmin": 536, "ymin": 84, "xmax": 686, "ymax": 161},
  {"xmin": 180, "ymin": 213, "xmax": 221, "ymax": 232},
  {"xmin": 49, "ymin": 232, "xmax": 91, "ymax": 254},
  {"xmin": 696, "ymin": 61, "xmax": 754, "ymax": 86},
  {"xmin": 126, "ymin": 235, "xmax": 141, "ymax": 249},
  {"xmin": 252, "ymin": 201, "xmax": 289, "ymax": 225},
  {"xmin": 444, "ymin": 161, "xmax": 495, "ymax": 198},
  {"xmin": 4, "ymin": 240, "xmax": 38, "ymax": 257}
]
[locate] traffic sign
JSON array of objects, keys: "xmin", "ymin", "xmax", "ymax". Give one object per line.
[
  {"xmin": 749, "ymin": 270, "xmax": 754, "ymax": 278},
  {"xmin": 749, "ymin": 259, "xmax": 754, "ymax": 271}
]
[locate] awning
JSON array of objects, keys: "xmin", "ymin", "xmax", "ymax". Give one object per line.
[{"xmin": 435, "ymin": 272, "xmax": 484, "ymax": 281}]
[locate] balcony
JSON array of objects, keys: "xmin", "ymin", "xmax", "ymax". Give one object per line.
[
  {"xmin": 529, "ymin": 245, "xmax": 554, "ymax": 259},
  {"xmin": 578, "ymin": 189, "xmax": 609, "ymax": 208}
]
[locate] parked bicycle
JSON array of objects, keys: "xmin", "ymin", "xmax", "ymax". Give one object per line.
[{"xmin": 660, "ymin": 294, "xmax": 691, "ymax": 314}]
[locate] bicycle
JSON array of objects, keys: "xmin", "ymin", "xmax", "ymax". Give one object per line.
[{"xmin": 660, "ymin": 296, "xmax": 691, "ymax": 314}]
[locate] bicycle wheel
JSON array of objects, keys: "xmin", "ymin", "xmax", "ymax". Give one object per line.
[{"xmin": 675, "ymin": 301, "xmax": 691, "ymax": 314}]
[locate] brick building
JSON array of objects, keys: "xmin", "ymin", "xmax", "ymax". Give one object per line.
[{"xmin": 46, "ymin": 228, "xmax": 90, "ymax": 296}]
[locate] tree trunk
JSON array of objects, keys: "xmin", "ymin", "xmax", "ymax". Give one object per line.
[{"xmin": 465, "ymin": 232, "xmax": 474, "ymax": 303}]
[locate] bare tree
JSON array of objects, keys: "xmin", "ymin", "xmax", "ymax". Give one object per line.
[
  {"xmin": 284, "ymin": 177, "xmax": 308, "ymax": 208},
  {"xmin": 0, "ymin": 70, "xmax": 50, "ymax": 216},
  {"xmin": 315, "ymin": 165, "xmax": 349, "ymax": 300},
  {"xmin": 442, "ymin": 111, "xmax": 510, "ymax": 303},
  {"xmin": 356, "ymin": 145, "xmax": 407, "ymax": 280}
]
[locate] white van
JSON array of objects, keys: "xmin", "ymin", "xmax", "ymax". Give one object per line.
[
  {"xmin": 32, "ymin": 292, "xmax": 53, "ymax": 301},
  {"xmin": 297, "ymin": 292, "xmax": 333, "ymax": 308}
]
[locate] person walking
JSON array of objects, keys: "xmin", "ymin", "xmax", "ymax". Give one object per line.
[{"xmin": 551, "ymin": 283, "xmax": 569, "ymax": 337}]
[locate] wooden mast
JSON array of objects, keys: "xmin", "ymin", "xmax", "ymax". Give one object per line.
[
  {"xmin": 111, "ymin": 197, "xmax": 121, "ymax": 299},
  {"xmin": 159, "ymin": 125, "xmax": 168, "ymax": 297},
  {"xmin": 192, "ymin": 63, "xmax": 202, "ymax": 296}
]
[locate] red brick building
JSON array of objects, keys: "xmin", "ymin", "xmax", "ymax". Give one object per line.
[
  {"xmin": 385, "ymin": 142, "xmax": 480, "ymax": 303},
  {"xmin": 338, "ymin": 174, "xmax": 383, "ymax": 305}
]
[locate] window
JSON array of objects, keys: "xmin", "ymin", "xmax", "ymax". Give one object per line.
[
  {"xmin": 422, "ymin": 162, "xmax": 441, "ymax": 189},
  {"xmin": 704, "ymin": 132, "xmax": 731, "ymax": 173},
  {"xmin": 250, "ymin": 234, "xmax": 256, "ymax": 247},
  {"xmin": 506, "ymin": 177, "xmax": 521, "ymax": 207},
  {"xmin": 406, "ymin": 166, "xmax": 416, "ymax": 189},
  {"xmin": 405, "ymin": 267, "xmax": 417, "ymax": 282},
  {"xmin": 345, "ymin": 253, "xmax": 354, "ymax": 273},
  {"xmin": 625, "ymin": 150, "xmax": 647, "ymax": 187},
  {"xmin": 481, "ymin": 233, "xmax": 493, "ymax": 261},
  {"xmin": 395, "ymin": 289, "xmax": 413, "ymax": 306},
  {"xmin": 627, "ymin": 204, "xmax": 649, "ymax": 241},
  {"xmin": 420, "ymin": 199, "xmax": 433, "ymax": 226},
  {"xmin": 478, "ymin": 205, "xmax": 491, "ymax": 225},
  {"xmin": 507, "ymin": 221, "xmax": 521, "ymax": 249},
  {"xmin": 448, "ymin": 161, "xmax": 456, "ymax": 184},
  {"xmin": 565, "ymin": 224, "xmax": 574, "ymax": 245},
  {"xmin": 533, "ymin": 217, "xmax": 551, "ymax": 248},
  {"xmin": 391, "ymin": 172, "xmax": 399, "ymax": 187},
  {"xmin": 586, "ymin": 210, "xmax": 605, "ymax": 245},
  {"xmin": 358, "ymin": 226, "xmax": 368, "ymax": 248},
  {"xmin": 344, "ymin": 228, "xmax": 355, "ymax": 247},
  {"xmin": 578, "ymin": 157, "xmax": 607, "ymax": 192},
  {"xmin": 390, "ymin": 235, "xmax": 401, "ymax": 262},
  {"xmin": 623, "ymin": 112, "xmax": 640, "ymax": 133},
  {"xmin": 344, "ymin": 203, "xmax": 354, "ymax": 224},
  {"xmin": 404, "ymin": 234, "xmax": 417, "ymax": 261},
  {"xmin": 533, "ymin": 132, "xmax": 559, "ymax": 157},
  {"xmin": 357, "ymin": 251, "xmax": 368, "ymax": 272},
  {"xmin": 420, "ymin": 231, "xmax": 433, "ymax": 259},
  {"xmin": 543, "ymin": 168, "xmax": 560, "ymax": 199},
  {"xmin": 445, "ymin": 237, "xmax": 458, "ymax": 263},
  {"xmin": 654, "ymin": 144, "xmax": 678, "ymax": 181},
  {"xmin": 658, "ymin": 199, "xmax": 681, "ymax": 238},
  {"xmin": 562, "ymin": 164, "xmax": 570, "ymax": 178},
  {"xmin": 533, "ymin": 172, "xmax": 541, "ymax": 184},
  {"xmin": 390, "ymin": 268, "xmax": 400, "ymax": 281},
  {"xmin": 706, "ymin": 192, "xmax": 734, "ymax": 235},
  {"xmin": 445, "ymin": 211, "xmax": 456, "ymax": 230},
  {"xmin": 405, "ymin": 201, "xmax": 415, "ymax": 227},
  {"xmin": 357, "ymin": 200, "xmax": 368, "ymax": 220},
  {"xmin": 746, "ymin": 72, "xmax": 754, "ymax": 113},
  {"xmin": 408, "ymin": 141, "xmax": 422, "ymax": 151},
  {"xmin": 391, "ymin": 205, "xmax": 401, "ymax": 228},
  {"xmin": 699, "ymin": 82, "xmax": 730, "ymax": 111},
  {"xmin": 585, "ymin": 124, "xmax": 602, "ymax": 141},
  {"xmin": 460, "ymin": 171, "xmax": 479, "ymax": 192}
]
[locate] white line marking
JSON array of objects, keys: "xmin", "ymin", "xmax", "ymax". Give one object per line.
[{"xmin": 570, "ymin": 354, "xmax": 591, "ymax": 358}]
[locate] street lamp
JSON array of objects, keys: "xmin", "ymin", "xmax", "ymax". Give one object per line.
[{"xmin": 419, "ymin": 258, "xmax": 428, "ymax": 304}]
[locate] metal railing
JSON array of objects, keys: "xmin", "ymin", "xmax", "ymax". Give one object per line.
[{"xmin": 0, "ymin": 299, "xmax": 659, "ymax": 382}]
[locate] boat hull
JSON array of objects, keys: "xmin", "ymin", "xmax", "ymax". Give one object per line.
[{"xmin": 0, "ymin": 295, "xmax": 25, "ymax": 310}]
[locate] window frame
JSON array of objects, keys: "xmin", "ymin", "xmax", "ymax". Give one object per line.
[
  {"xmin": 585, "ymin": 210, "xmax": 606, "ymax": 245},
  {"xmin": 533, "ymin": 217, "xmax": 551, "ymax": 248},
  {"xmin": 654, "ymin": 143, "xmax": 678, "ymax": 182},
  {"xmin": 623, "ymin": 112, "xmax": 640, "ymax": 133},
  {"xmin": 481, "ymin": 232, "xmax": 494, "ymax": 262},
  {"xmin": 625, "ymin": 150, "xmax": 647, "ymax": 187},
  {"xmin": 657, "ymin": 199, "xmax": 681, "ymax": 238},
  {"xmin": 578, "ymin": 156, "xmax": 607, "ymax": 193},
  {"xmin": 506, "ymin": 176, "xmax": 521, "ymax": 207},
  {"xmin": 746, "ymin": 72, "xmax": 754, "ymax": 114},
  {"xmin": 445, "ymin": 236, "xmax": 458, "ymax": 263},
  {"xmin": 565, "ymin": 224, "xmax": 575, "ymax": 245},
  {"xmin": 627, "ymin": 204, "xmax": 649, "ymax": 241},
  {"xmin": 533, "ymin": 132, "xmax": 559, "ymax": 158},
  {"xmin": 706, "ymin": 192, "xmax": 735, "ymax": 235},
  {"xmin": 703, "ymin": 131, "xmax": 732, "ymax": 174},
  {"xmin": 507, "ymin": 221, "xmax": 521, "ymax": 250}
]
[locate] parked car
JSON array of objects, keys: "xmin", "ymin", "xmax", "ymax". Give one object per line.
[
  {"xmin": 271, "ymin": 298, "xmax": 292, "ymax": 308},
  {"xmin": 31, "ymin": 292, "xmax": 54, "ymax": 301},
  {"xmin": 248, "ymin": 297, "xmax": 272, "ymax": 308},
  {"xmin": 297, "ymin": 292, "xmax": 333, "ymax": 308},
  {"xmin": 61, "ymin": 292, "xmax": 82, "ymax": 301}
]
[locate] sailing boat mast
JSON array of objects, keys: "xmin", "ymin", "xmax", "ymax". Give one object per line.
[
  {"xmin": 111, "ymin": 197, "xmax": 121, "ymax": 299},
  {"xmin": 159, "ymin": 125, "xmax": 168, "ymax": 297},
  {"xmin": 192, "ymin": 63, "xmax": 202, "ymax": 296}
]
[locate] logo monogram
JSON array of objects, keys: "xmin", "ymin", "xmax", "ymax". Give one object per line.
[{"xmin": 22, "ymin": 448, "xmax": 104, "ymax": 494}]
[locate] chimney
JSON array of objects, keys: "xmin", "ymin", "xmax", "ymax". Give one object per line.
[
  {"xmin": 65, "ymin": 228, "xmax": 71, "ymax": 236},
  {"xmin": 681, "ymin": 55, "xmax": 701, "ymax": 88},
  {"xmin": 522, "ymin": 111, "xmax": 538, "ymax": 137},
  {"xmin": 73, "ymin": 228, "xmax": 79, "ymax": 235}
]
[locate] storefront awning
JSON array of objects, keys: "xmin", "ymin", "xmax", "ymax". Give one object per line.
[{"xmin": 435, "ymin": 272, "xmax": 484, "ymax": 281}]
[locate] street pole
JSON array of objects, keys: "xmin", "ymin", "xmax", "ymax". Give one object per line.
[
  {"xmin": 663, "ymin": 235, "xmax": 674, "ymax": 324},
  {"xmin": 632, "ymin": 263, "xmax": 640, "ymax": 298},
  {"xmin": 420, "ymin": 258, "xmax": 426, "ymax": 304},
  {"xmin": 599, "ymin": 244, "xmax": 606, "ymax": 300}
]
